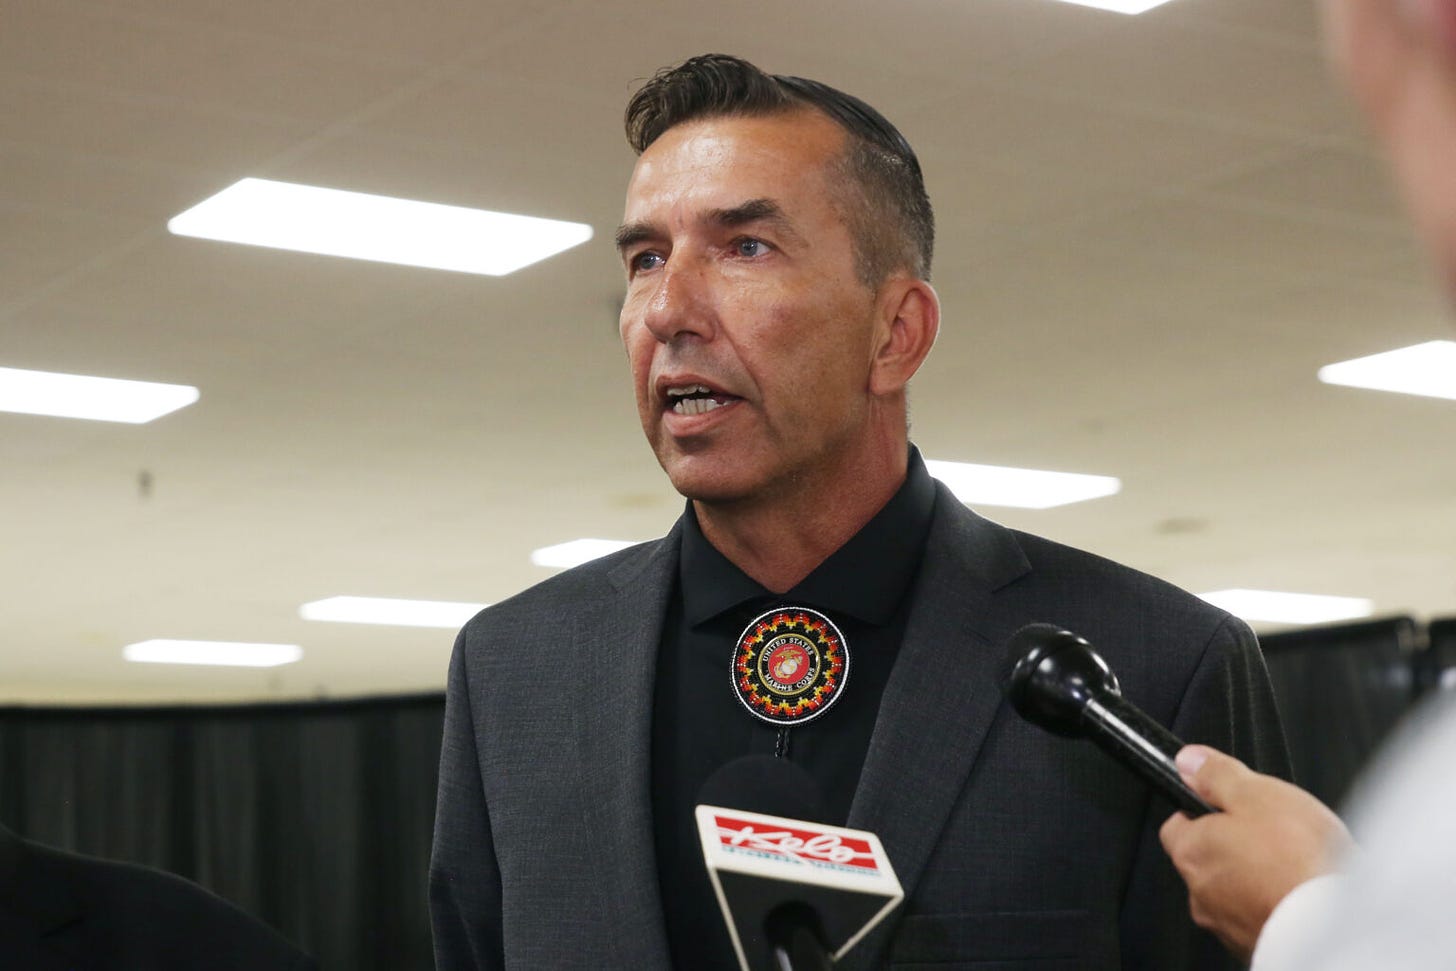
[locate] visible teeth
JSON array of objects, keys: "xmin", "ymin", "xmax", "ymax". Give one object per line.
[
  {"xmin": 673, "ymin": 397, "xmax": 723, "ymax": 415},
  {"xmin": 666, "ymin": 384, "xmax": 711, "ymax": 398}
]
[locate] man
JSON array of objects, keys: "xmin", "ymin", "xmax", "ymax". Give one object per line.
[
  {"xmin": 0, "ymin": 821, "xmax": 315, "ymax": 969},
  {"xmin": 1159, "ymin": 0, "xmax": 1456, "ymax": 966},
  {"xmin": 430, "ymin": 54, "xmax": 1288, "ymax": 970}
]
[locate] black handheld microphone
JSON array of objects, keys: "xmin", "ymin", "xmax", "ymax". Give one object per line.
[
  {"xmin": 696, "ymin": 756, "xmax": 904, "ymax": 971},
  {"xmin": 1000, "ymin": 624, "xmax": 1217, "ymax": 817}
]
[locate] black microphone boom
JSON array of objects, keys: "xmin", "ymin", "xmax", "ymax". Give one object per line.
[{"xmin": 1000, "ymin": 624, "xmax": 1216, "ymax": 817}]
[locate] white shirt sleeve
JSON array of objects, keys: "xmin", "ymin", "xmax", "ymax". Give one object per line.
[
  {"xmin": 1248, "ymin": 874, "xmax": 1345, "ymax": 971},
  {"xmin": 1249, "ymin": 695, "xmax": 1456, "ymax": 971}
]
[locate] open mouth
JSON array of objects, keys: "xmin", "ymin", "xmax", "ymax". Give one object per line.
[{"xmin": 665, "ymin": 383, "xmax": 739, "ymax": 416}]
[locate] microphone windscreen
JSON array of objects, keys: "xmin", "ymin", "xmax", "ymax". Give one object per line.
[
  {"xmin": 698, "ymin": 754, "xmax": 828, "ymax": 823},
  {"xmin": 998, "ymin": 623, "xmax": 1068, "ymax": 696},
  {"xmin": 1000, "ymin": 623, "xmax": 1117, "ymax": 737}
]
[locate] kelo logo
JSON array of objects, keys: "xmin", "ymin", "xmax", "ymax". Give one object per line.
[{"xmin": 712, "ymin": 814, "xmax": 879, "ymax": 871}]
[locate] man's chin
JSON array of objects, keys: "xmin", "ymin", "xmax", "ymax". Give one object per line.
[
  {"xmin": 668, "ymin": 477, "xmax": 754, "ymax": 507},
  {"xmin": 658, "ymin": 458, "xmax": 759, "ymax": 507}
]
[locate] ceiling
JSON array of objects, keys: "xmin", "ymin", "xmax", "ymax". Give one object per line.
[{"xmin": 3, "ymin": 0, "xmax": 1453, "ymax": 704}]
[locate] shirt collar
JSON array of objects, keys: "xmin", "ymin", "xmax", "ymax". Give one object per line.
[{"xmin": 679, "ymin": 446, "xmax": 937, "ymax": 628}]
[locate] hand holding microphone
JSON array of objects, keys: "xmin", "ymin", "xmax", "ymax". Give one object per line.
[
  {"xmin": 999, "ymin": 623, "xmax": 1217, "ymax": 816},
  {"xmin": 1157, "ymin": 745, "xmax": 1352, "ymax": 963}
]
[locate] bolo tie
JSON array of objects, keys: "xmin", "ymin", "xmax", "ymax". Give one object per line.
[{"xmin": 730, "ymin": 605, "xmax": 851, "ymax": 758}]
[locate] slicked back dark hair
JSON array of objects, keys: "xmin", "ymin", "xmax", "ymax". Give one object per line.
[{"xmin": 624, "ymin": 53, "xmax": 935, "ymax": 285}]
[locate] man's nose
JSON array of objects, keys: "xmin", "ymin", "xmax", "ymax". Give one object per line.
[{"xmin": 641, "ymin": 258, "xmax": 716, "ymax": 344}]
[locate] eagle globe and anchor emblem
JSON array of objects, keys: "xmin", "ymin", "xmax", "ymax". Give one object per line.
[{"xmin": 732, "ymin": 606, "xmax": 849, "ymax": 726}]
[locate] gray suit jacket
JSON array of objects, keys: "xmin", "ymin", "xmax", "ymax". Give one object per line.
[{"xmin": 431, "ymin": 484, "xmax": 1289, "ymax": 970}]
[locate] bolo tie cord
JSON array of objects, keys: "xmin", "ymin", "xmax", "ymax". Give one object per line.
[{"xmin": 774, "ymin": 727, "xmax": 792, "ymax": 759}]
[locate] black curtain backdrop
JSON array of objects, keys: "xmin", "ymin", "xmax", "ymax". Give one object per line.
[
  {"xmin": 1261, "ymin": 617, "xmax": 1422, "ymax": 811},
  {"xmin": 0, "ymin": 693, "xmax": 444, "ymax": 971},
  {"xmin": 3, "ymin": 617, "xmax": 1454, "ymax": 966},
  {"xmin": 1417, "ymin": 617, "xmax": 1456, "ymax": 696}
]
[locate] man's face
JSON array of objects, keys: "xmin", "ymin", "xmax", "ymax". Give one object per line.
[{"xmin": 616, "ymin": 110, "xmax": 884, "ymax": 506}]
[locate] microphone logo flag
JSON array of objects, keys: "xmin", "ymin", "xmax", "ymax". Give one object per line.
[
  {"xmin": 709, "ymin": 813, "xmax": 880, "ymax": 872},
  {"xmin": 696, "ymin": 804, "xmax": 904, "ymax": 970}
]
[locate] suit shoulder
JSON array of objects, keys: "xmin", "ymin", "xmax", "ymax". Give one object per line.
[
  {"xmin": 459, "ymin": 534, "xmax": 673, "ymax": 634},
  {"xmin": 968, "ymin": 517, "xmax": 1250, "ymax": 660},
  {"xmin": 23, "ymin": 839, "xmax": 315, "ymax": 969},
  {"xmin": 1012, "ymin": 528, "xmax": 1226, "ymax": 620},
  {"xmin": 985, "ymin": 528, "xmax": 1268, "ymax": 735}
]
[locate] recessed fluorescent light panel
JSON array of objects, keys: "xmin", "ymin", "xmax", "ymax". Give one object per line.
[
  {"xmin": 124, "ymin": 639, "xmax": 302, "ymax": 667},
  {"xmin": 1048, "ymin": 0, "xmax": 1180, "ymax": 13},
  {"xmin": 168, "ymin": 178, "xmax": 593, "ymax": 276},
  {"xmin": 1196, "ymin": 589, "xmax": 1375, "ymax": 625},
  {"xmin": 531, "ymin": 538, "xmax": 637, "ymax": 569},
  {"xmin": 300, "ymin": 596, "xmax": 487, "ymax": 629},
  {"xmin": 925, "ymin": 459, "xmax": 1121, "ymax": 509},
  {"xmin": 1317, "ymin": 340, "xmax": 1456, "ymax": 401},
  {"xmin": 0, "ymin": 367, "xmax": 198, "ymax": 424}
]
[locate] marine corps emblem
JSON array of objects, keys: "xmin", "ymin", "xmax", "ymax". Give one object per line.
[{"xmin": 731, "ymin": 606, "xmax": 849, "ymax": 725}]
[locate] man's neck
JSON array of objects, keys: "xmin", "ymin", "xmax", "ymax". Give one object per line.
[{"xmin": 693, "ymin": 443, "xmax": 910, "ymax": 594}]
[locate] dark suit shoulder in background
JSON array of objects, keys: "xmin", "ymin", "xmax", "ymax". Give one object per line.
[{"xmin": 0, "ymin": 824, "xmax": 316, "ymax": 971}]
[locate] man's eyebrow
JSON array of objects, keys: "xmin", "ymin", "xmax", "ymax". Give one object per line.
[
  {"xmin": 706, "ymin": 198, "xmax": 787, "ymax": 229},
  {"xmin": 708, "ymin": 199, "xmax": 807, "ymax": 248},
  {"xmin": 613, "ymin": 198, "xmax": 801, "ymax": 255},
  {"xmin": 614, "ymin": 222, "xmax": 656, "ymax": 254}
]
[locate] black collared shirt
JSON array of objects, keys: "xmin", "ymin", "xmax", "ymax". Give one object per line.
[{"xmin": 651, "ymin": 447, "xmax": 938, "ymax": 969}]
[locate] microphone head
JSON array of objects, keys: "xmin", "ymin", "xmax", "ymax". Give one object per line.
[
  {"xmin": 697, "ymin": 754, "xmax": 829, "ymax": 823},
  {"xmin": 1000, "ymin": 623, "xmax": 1121, "ymax": 737}
]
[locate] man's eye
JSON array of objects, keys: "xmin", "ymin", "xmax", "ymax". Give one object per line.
[
  {"xmin": 734, "ymin": 238, "xmax": 769, "ymax": 258},
  {"xmin": 630, "ymin": 252, "xmax": 664, "ymax": 273}
]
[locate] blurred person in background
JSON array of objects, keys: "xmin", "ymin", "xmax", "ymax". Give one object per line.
[{"xmin": 1159, "ymin": 0, "xmax": 1456, "ymax": 967}]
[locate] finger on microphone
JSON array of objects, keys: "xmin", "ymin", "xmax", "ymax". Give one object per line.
[
  {"xmin": 1157, "ymin": 808, "xmax": 1190, "ymax": 856},
  {"xmin": 1173, "ymin": 745, "xmax": 1252, "ymax": 809}
]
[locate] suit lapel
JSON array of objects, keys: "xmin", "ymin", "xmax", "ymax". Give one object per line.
[
  {"xmin": 843, "ymin": 487, "xmax": 1031, "ymax": 967},
  {"xmin": 576, "ymin": 525, "xmax": 681, "ymax": 969}
]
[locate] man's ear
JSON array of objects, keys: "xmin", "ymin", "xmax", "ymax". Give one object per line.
[{"xmin": 869, "ymin": 278, "xmax": 940, "ymax": 397}]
